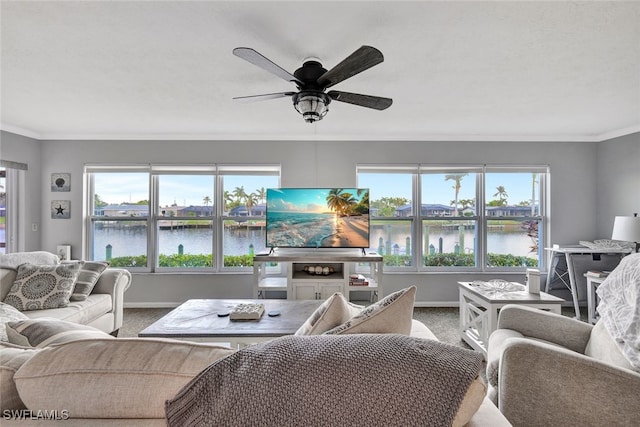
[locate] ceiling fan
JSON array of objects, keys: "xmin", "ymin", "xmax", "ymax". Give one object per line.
[{"xmin": 232, "ymin": 46, "xmax": 393, "ymax": 123}]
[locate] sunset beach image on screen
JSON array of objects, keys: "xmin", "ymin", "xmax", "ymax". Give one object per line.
[{"xmin": 266, "ymin": 188, "xmax": 370, "ymax": 248}]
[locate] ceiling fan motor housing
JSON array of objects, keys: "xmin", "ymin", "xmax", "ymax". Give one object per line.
[{"xmin": 293, "ymin": 61, "xmax": 328, "ymax": 89}]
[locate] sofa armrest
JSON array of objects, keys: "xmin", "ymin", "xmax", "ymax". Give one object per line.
[
  {"xmin": 91, "ymin": 268, "xmax": 131, "ymax": 330},
  {"xmin": 497, "ymin": 304, "xmax": 592, "ymax": 353},
  {"xmin": 499, "ymin": 338, "xmax": 640, "ymax": 427}
]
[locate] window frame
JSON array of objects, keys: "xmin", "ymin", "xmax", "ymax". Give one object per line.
[
  {"xmin": 84, "ymin": 164, "xmax": 280, "ymax": 273},
  {"xmin": 357, "ymin": 163, "xmax": 549, "ymax": 273}
]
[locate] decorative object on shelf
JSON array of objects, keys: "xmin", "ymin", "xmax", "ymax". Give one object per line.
[
  {"xmin": 525, "ymin": 268, "xmax": 540, "ymax": 294},
  {"xmin": 56, "ymin": 244, "xmax": 71, "ymax": 261},
  {"xmin": 51, "ymin": 200, "xmax": 70, "ymax": 219},
  {"xmin": 611, "ymin": 213, "xmax": 640, "ymax": 253},
  {"xmin": 50, "ymin": 173, "xmax": 70, "ymax": 192},
  {"xmin": 304, "ymin": 265, "xmax": 335, "ymax": 276},
  {"xmin": 230, "ymin": 303, "xmax": 265, "ymax": 321}
]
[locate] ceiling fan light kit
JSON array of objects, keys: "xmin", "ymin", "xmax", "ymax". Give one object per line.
[
  {"xmin": 233, "ymin": 46, "xmax": 392, "ymax": 123},
  {"xmin": 293, "ymin": 91, "xmax": 330, "ymax": 123}
]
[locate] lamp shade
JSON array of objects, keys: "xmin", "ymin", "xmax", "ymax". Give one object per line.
[{"xmin": 611, "ymin": 215, "xmax": 640, "ymax": 243}]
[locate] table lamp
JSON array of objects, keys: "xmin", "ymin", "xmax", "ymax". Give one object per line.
[{"xmin": 611, "ymin": 213, "xmax": 640, "ymax": 253}]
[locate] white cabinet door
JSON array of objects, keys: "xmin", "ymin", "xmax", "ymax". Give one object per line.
[
  {"xmin": 292, "ymin": 283, "xmax": 318, "ymax": 300},
  {"xmin": 319, "ymin": 282, "xmax": 344, "ymax": 300}
]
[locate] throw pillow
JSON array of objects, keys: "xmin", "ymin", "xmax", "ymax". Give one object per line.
[
  {"xmin": 0, "ymin": 251, "xmax": 59, "ymax": 270},
  {"xmin": 3, "ymin": 262, "xmax": 82, "ymax": 311},
  {"xmin": 0, "ymin": 302, "xmax": 29, "ymax": 342},
  {"xmin": 323, "ymin": 285, "xmax": 416, "ymax": 335},
  {"xmin": 70, "ymin": 261, "xmax": 109, "ymax": 301},
  {"xmin": 6, "ymin": 318, "xmax": 113, "ymax": 348},
  {"xmin": 295, "ymin": 292, "xmax": 363, "ymax": 335},
  {"xmin": 14, "ymin": 338, "xmax": 236, "ymax": 419}
]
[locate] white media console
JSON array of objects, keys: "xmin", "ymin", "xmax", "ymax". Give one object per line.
[{"xmin": 253, "ymin": 251, "xmax": 383, "ymax": 302}]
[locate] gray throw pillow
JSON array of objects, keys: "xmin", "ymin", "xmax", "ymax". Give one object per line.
[
  {"xmin": 3, "ymin": 263, "xmax": 82, "ymax": 311},
  {"xmin": 70, "ymin": 261, "xmax": 109, "ymax": 301},
  {"xmin": 6, "ymin": 318, "xmax": 113, "ymax": 348}
]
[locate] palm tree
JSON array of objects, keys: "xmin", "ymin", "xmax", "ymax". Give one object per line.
[
  {"xmin": 445, "ymin": 173, "xmax": 468, "ymax": 216},
  {"xmin": 203, "ymin": 196, "xmax": 212, "ymax": 216},
  {"xmin": 223, "ymin": 191, "xmax": 234, "ymax": 212},
  {"xmin": 256, "ymin": 187, "xmax": 267, "ymax": 204},
  {"xmin": 493, "ymin": 186, "xmax": 508, "ymax": 206},
  {"xmin": 326, "ymin": 188, "xmax": 356, "ymax": 216},
  {"xmin": 232, "ymin": 186, "xmax": 247, "ymax": 206},
  {"xmin": 245, "ymin": 193, "xmax": 258, "ymax": 215}
]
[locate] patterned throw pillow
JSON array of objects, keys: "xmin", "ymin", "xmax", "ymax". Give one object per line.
[
  {"xmin": 3, "ymin": 263, "xmax": 82, "ymax": 311},
  {"xmin": 0, "ymin": 302, "xmax": 29, "ymax": 342},
  {"xmin": 70, "ymin": 261, "xmax": 109, "ymax": 301},
  {"xmin": 323, "ymin": 285, "xmax": 416, "ymax": 335},
  {"xmin": 6, "ymin": 318, "xmax": 114, "ymax": 348},
  {"xmin": 295, "ymin": 293, "xmax": 363, "ymax": 335}
]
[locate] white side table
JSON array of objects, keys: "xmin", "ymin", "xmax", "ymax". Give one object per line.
[
  {"xmin": 585, "ymin": 274, "xmax": 608, "ymax": 324},
  {"xmin": 458, "ymin": 281, "xmax": 564, "ymax": 357}
]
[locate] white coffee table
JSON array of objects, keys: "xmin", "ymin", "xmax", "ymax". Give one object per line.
[{"xmin": 458, "ymin": 281, "xmax": 564, "ymax": 357}]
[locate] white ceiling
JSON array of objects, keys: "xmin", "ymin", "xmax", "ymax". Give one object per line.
[{"xmin": 1, "ymin": 1, "xmax": 639, "ymax": 142}]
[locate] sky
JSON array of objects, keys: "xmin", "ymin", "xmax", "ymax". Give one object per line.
[
  {"xmin": 359, "ymin": 172, "xmax": 538, "ymax": 206},
  {"xmin": 95, "ymin": 172, "xmax": 538, "ymax": 208},
  {"xmin": 266, "ymin": 188, "xmax": 366, "ymax": 212}
]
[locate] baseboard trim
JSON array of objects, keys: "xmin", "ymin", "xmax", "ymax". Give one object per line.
[
  {"xmin": 414, "ymin": 301, "xmax": 459, "ymax": 308},
  {"xmin": 124, "ymin": 302, "xmax": 181, "ymax": 309}
]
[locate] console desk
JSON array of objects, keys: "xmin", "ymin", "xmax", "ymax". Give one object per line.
[{"xmin": 545, "ymin": 246, "xmax": 628, "ymax": 319}]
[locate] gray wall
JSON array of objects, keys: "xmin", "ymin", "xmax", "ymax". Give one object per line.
[
  {"xmin": 596, "ymin": 133, "xmax": 640, "ymax": 237},
  {"xmin": 4, "ymin": 130, "xmax": 635, "ymax": 306}
]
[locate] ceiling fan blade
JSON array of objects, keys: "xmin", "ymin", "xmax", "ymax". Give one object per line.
[
  {"xmin": 317, "ymin": 46, "xmax": 384, "ymax": 89},
  {"xmin": 233, "ymin": 47, "xmax": 303, "ymax": 85},
  {"xmin": 233, "ymin": 92, "xmax": 296, "ymax": 103},
  {"xmin": 328, "ymin": 91, "xmax": 392, "ymax": 110}
]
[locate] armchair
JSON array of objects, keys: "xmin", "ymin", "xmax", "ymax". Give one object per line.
[{"xmin": 486, "ymin": 305, "xmax": 640, "ymax": 427}]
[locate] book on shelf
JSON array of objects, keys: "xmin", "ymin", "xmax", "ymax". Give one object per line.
[
  {"xmin": 586, "ymin": 270, "xmax": 610, "ymax": 278},
  {"xmin": 349, "ymin": 274, "xmax": 369, "ymax": 286}
]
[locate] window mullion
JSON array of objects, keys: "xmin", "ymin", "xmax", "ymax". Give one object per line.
[{"xmin": 149, "ymin": 175, "xmax": 159, "ymax": 272}]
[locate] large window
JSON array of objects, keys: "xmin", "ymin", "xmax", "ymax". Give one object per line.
[
  {"xmin": 85, "ymin": 165, "xmax": 279, "ymax": 271},
  {"xmin": 357, "ymin": 164, "xmax": 548, "ymax": 271}
]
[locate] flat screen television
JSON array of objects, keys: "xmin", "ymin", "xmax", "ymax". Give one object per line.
[{"xmin": 266, "ymin": 188, "xmax": 370, "ymax": 249}]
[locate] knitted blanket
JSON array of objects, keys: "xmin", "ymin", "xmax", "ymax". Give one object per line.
[{"xmin": 165, "ymin": 334, "xmax": 483, "ymax": 427}]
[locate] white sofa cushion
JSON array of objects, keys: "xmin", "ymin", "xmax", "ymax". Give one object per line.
[
  {"xmin": 22, "ymin": 293, "xmax": 113, "ymax": 326},
  {"xmin": 14, "ymin": 338, "xmax": 235, "ymax": 419},
  {"xmin": 0, "ymin": 342, "xmax": 41, "ymax": 411}
]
